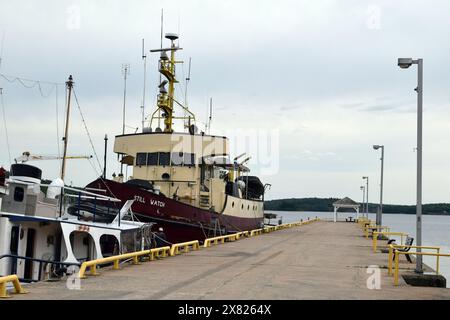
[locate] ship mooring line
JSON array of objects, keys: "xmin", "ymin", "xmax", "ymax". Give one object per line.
[{"xmin": 72, "ymin": 88, "xmax": 103, "ymax": 174}]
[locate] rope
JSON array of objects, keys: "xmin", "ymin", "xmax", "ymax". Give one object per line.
[
  {"xmin": 55, "ymin": 85, "xmax": 61, "ymax": 172},
  {"xmin": 72, "ymin": 88, "xmax": 103, "ymax": 174},
  {"xmin": 0, "ymin": 73, "xmax": 62, "ymax": 98},
  {"xmin": 87, "ymin": 157, "xmax": 101, "ymax": 178},
  {"xmin": 0, "ymin": 88, "xmax": 11, "ymax": 165},
  {"xmin": 125, "ymin": 210, "xmax": 174, "ymax": 246}
]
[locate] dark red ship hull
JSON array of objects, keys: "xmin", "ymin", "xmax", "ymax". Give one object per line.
[{"xmin": 86, "ymin": 178, "xmax": 263, "ymax": 243}]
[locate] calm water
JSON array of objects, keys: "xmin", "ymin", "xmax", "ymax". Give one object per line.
[{"xmin": 266, "ymin": 210, "xmax": 450, "ymax": 287}]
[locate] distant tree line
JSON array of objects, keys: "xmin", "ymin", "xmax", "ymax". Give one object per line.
[{"xmin": 264, "ymin": 197, "xmax": 450, "ymax": 215}]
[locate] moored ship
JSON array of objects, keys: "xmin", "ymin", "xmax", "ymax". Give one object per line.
[{"xmin": 86, "ymin": 33, "xmax": 269, "ymax": 243}]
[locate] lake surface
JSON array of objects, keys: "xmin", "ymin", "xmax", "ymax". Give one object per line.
[{"xmin": 266, "ymin": 210, "xmax": 450, "ymax": 288}]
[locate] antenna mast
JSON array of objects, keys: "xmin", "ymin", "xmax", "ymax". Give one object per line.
[
  {"xmin": 0, "ymin": 31, "xmax": 5, "ymax": 70},
  {"xmin": 120, "ymin": 64, "xmax": 130, "ymax": 176},
  {"xmin": 208, "ymin": 97, "xmax": 213, "ymax": 134},
  {"xmin": 61, "ymin": 75, "xmax": 74, "ymax": 181},
  {"xmin": 141, "ymin": 39, "xmax": 147, "ymax": 132},
  {"xmin": 184, "ymin": 57, "xmax": 192, "ymax": 129},
  {"xmin": 158, "ymin": 9, "xmax": 164, "ymax": 129}
]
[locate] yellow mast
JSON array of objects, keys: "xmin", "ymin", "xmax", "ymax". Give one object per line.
[
  {"xmin": 154, "ymin": 33, "xmax": 178, "ymax": 132},
  {"xmin": 149, "ymin": 33, "xmax": 196, "ymax": 133}
]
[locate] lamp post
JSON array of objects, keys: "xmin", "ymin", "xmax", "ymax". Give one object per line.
[
  {"xmin": 398, "ymin": 57, "xmax": 423, "ymax": 274},
  {"xmin": 373, "ymin": 145, "xmax": 384, "ymax": 227},
  {"xmin": 360, "ymin": 186, "xmax": 365, "ymax": 217},
  {"xmin": 362, "ymin": 176, "xmax": 369, "ymax": 218}
]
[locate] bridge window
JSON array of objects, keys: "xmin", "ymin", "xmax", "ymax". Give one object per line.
[
  {"xmin": 136, "ymin": 153, "xmax": 147, "ymax": 166},
  {"xmin": 184, "ymin": 153, "xmax": 195, "ymax": 166},
  {"xmin": 14, "ymin": 187, "xmax": 24, "ymax": 202},
  {"xmin": 135, "ymin": 152, "xmax": 196, "ymax": 167},
  {"xmin": 158, "ymin": 152, "xmax": 170, "ymax": 166},
  {"xmin": 171, "ymin": 152, "xmax": 184, "ymax": 166},
  {"xmin": 147, "ymin": 152, "xmax": 158, "ymax": 165}
]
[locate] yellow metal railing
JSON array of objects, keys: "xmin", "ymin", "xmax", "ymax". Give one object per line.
[
  {"xmin": 365, "ymin": 225, "xmax": 390, "ymax": 238},
  {"xmin": 237, "ymin": 231, "xmax": 249, "ymax": 239},
  {"xmin": 76, "ymin": 218, "xmax": 320, "ymax": 279},
  {"xmin": 264, "ymin": 225, "xmax": 277, "ymax": 233},
  {"xmin": 358, "ymin": 217, "xmax": 373, "ymax": 228},
  {"xmin": 170, "ymin": 240, "xmax": 200, "ymax": 256},
  {"xmin": 204, "ymin": 234, "xmax": 239, "ymax": 248},
  {"xmin": 391, "ymin": 247, "xmax": 450, "ymax": 286},
  {"xmin": 0, "ymin": 274, "xmax": 27, "ymax": 298},
  {"xmin": 388, "ymin": 244, "xmax": 440, "ymax": 276},
  {"xmin": 78, "ymin": 246, "xmax": 170, "ymax": 278},
  {"xmin": 372, "ymin": 231, "xmax": 409, "ymax": 252},
  {"xmin": 250, "ymin": 228, "xmax": 263, "ymax": 236}
]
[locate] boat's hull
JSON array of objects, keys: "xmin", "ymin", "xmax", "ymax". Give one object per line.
[{"xmin": 86, "ymin": 178, "xmax": 263, "ymax": 243}]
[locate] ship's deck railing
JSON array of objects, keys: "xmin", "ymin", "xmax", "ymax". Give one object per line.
[
  {"xmin": 372, "ymin": 231, "xmax": 409, "ymax": 252},
  {"xmin": 387, "ymin": 244, "xmax": 450, "ymax": 286},
  {"xmin": 0, "ymin": 274, "xmax": 27, "ymax": 298}
]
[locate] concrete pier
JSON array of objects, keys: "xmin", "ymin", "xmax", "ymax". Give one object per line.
[{"xmin": 10, "ymin": 220, "xmax": 450, "ymax": 299}]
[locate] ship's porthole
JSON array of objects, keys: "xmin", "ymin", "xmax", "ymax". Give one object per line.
[
  {"xmin": 241, "ymin": 204, "xmax": 244, "ymax": 210},
  {"xmin": 247, "ymin": 205, "xmax": 250, "ymax": 210},
  {"xmin": 162, "ymin": 173, "xmax": 170, "ymax": 180},
  {"xmin": 232, "ymin": 202, "xmax": 234, "ymax": 208}
]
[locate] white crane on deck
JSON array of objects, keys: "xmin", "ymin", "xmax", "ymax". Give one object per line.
[{"xmin": 14, "ymin": 151, "xmax": 92, "ymax": 164}]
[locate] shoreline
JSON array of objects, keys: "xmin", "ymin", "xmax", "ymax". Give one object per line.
[{"xmin": 264, "ymin": 210, "xmax": 450, "ymax": 217}]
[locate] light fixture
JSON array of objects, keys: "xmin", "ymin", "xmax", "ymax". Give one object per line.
[{"xmin": 397, "ymin": 58, "xmax": 414, "ymax": 69}]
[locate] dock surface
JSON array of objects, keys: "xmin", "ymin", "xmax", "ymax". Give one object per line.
[{"xmin": 12, "ymin": 221, "xmax": 450, "ymax": 299}]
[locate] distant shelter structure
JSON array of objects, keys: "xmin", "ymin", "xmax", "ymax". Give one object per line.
[{"xmin": 332, "ymin": 197, "xmax": 360, "ymax": 222}]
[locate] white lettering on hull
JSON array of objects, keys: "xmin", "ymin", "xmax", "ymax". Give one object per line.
[{"xmin": 133, "ymin": 196, "xmax": 165, "ymax": 208}]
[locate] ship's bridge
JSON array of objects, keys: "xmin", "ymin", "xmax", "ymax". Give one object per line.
[
  {"xmin": 113, "ymin": 131, "xmax": 230, "ymax": 208},
  {"xmin": 114, "ymin": 132, "xmax": 229, "ymax": 165}
]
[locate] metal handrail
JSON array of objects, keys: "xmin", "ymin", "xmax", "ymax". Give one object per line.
[
  {"xmin": 387, "ymin": 244, "xmax": 440, "ymax": 276},
  {"xmin": 365, "ymin": 225, "xmax": 390, "ymax": 238},
  {"xmin": 392, "ymin": 248, "xmax": 449, "ymax": 286},
  {"xmin": 372, "ymin": 231, "xmax": 409, "ymax": 252},
  {"xmin": 0, "ymin": 254, "xmax": 81, "ymax": 282}
]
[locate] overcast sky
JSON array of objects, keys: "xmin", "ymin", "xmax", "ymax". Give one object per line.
[{"xmin": 1, "ymin": 0, "xmax": 450, "ymax": 204}]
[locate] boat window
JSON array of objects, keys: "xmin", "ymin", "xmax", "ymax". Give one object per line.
[
  {"xmin": 158, "ymin": 152, "xmax": 170, "ymax": 166},
  {"xmin": 100, "ymin": 235, "xmax": 119, "ymax": 257},
  {"xmin": 147, "ymin": 152, "xmax": 158, "ymax": 165},
  {"xmin": 171, "ymin": 152, "xmax": 184, "ymax": 166},
  {"xmin": 184, "ymin": 153, "xmax": 195, "ymax": 166},
  {"xmin": 14, "ymin": 187, "xmax": 24, "ymax": 202},
  {"xmin": 136, "ymin": 153, "xmax": 147, "ymax": 166}
]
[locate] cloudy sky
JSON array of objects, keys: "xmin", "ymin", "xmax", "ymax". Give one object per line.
[{"xmin": 1, "ymin": 0, "xmax": 450, "ymax": 204}]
